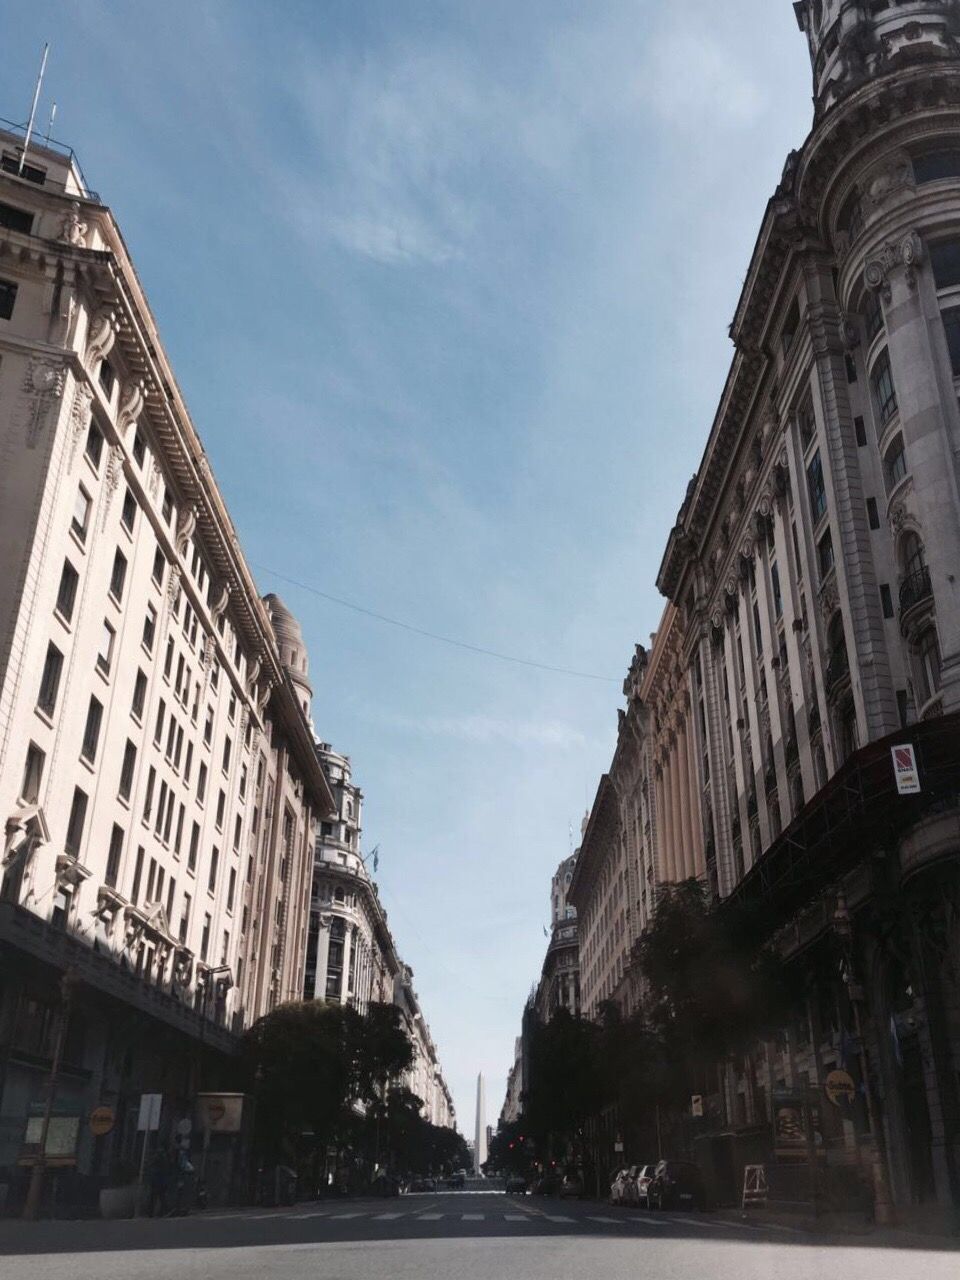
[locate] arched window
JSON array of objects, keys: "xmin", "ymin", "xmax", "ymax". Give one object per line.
[
  {"xmin": 812, "ymin": 736, "xmax": 828, "ymax": 790},
  {"xmin": 916, "ymin": 627, "xmax": 943, "ymax": 705},
  {"xmin": 901, "ymin": 531, "xmax": 926, "ymax": 579},
  {"xmin": 884, "ymin": 434, "xmax": 907, "ymax": 491}
]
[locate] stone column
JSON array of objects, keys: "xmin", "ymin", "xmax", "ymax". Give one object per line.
[
  {"xmin": 316, "ymin": 921, "xmax": 331, "ymax": 1002},
  {"xmin": 661, "ymin": 754, "xmax": 676, "ymax": 882},
  {"xmin": 670, "ymin": 739, "xmax": 683, "ymax": 883},
  {"xmin": 677, "ymin": 720, "xmax": 693, "ymax": 880},
  {"xmin": 340, "ymin": 925, "xmax": 353, "ymax": 1004},
  {"xmin": 684, "ymin": 717, "xmax": 704, "ymax": 878}
]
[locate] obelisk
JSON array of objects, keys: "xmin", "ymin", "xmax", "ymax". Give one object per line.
[{"xmin": 474, "ymin": 1073, "xmax": 487, "ymax": 1175}]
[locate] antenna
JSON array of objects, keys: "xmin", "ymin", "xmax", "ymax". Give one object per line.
[
  {"xmin": 44, "ymin": 102, "xmax": 57, "ymax": 146},
  {"xmin": 19, "ymin": 42, "xmax": 49, "ymax": 175}
]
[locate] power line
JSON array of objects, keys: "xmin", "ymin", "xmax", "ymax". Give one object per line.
[{"xmin": 251, "ymin": 563, "xmax": 619, "ymax": 684}]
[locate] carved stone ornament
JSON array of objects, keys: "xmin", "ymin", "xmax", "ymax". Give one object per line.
[
  {"xmin": 68, "ymin": 381, "xmax": 94, "ymax": 468},
  {"xmin": 201, "ymin": 634, "xmax": 216, "ymax": 672},
  {"xmin": 84, "ymin": 306, "xmax": 118, "ymax": 369},
  {"xmin": 211, "ymin": 582, "xmax": 231, "ymax": 623},
  {"xmin": 117, "ymin": 378, "xmax": 146, "ymax": 435},
  {"xmin": 891, "ymin": 502, "xmax": 907, "ymax": 532},
  {"xmin": 862, "ymin": 150, "xmax": 915, "ymax": 213},
  {"xmin": 57, "ymin": 201, "xmax": 88, "ymax": 248},
  {"xmin": 166, "ymin": 563, "xmax": 182, "ymax": 608},
  {"xmin": 21, "ymin": 358, "xmax": 67, "ymax": 449},
  {"xmin": 100, "ymin": 444, "xmax": 124, "ymax": 530},
  {"xmin": 819, "ymin": 577, "xmax": 840, "ymax": 623},
  {"xmin": 175, "ymin": 504, "xmax": 197, "ymax": 556},
  {"xmin": 246, "ymin": 656, "xmax": 261, "ymax": 693},
  {"xmin": 841, "ymin": 314, "xmax": 862, "ymax": 350},
  {"xmin": 864, "ymin": 230, "xmax": 924, "ymax": 303},
  {"xmin": 148, "ymin": 457, "xmax": 162, "ymax": 499}
]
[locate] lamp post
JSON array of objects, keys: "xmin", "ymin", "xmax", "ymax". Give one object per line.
[
  {"xmin": 23, "ymin": 969, "xmax": 78, "ymax": 1220},
  {"xmin": 832, "ymin": 890, "xmax": 895, "ymax": 1225}
]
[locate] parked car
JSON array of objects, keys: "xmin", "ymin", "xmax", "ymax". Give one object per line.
[
  {"xmin": 447, "ymin": 1171, "xmax": 465, "ymax": 1189},
  {"xmin": 370, "ymin": 1172, "xmax": 402, "ymax": 1197},
  {"xmin": 531, "ymin": 1173, "xmax": 561, "ymax": 1196},
  {"xmin": 408, "ymin": 1176, "xmax": 437, "ymax": 1193},
  {"xmin": 559, "ymin": 1170, "xmax": 585, "ymax": 1199},
  {"xmin": 634, "ymin": 1164, "xmax": 657, "ymax": 1208},
  {"xmin": 505, "ymin": 1174, "xmax": 528, "ymax": 1195},
  {"xmin": 620, "ymin": 1164, "xmax": 643, "ymax": 1206},
  {"xmin": 647, "ymin": 1160, "xmax": 706, "ymax": 1211},
  {"xmin": 609, "ymin": 1168, "xmax": 631, "ymax": 1205}
]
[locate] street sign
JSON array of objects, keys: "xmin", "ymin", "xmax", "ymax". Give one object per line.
[
  {"xmin": 89, "ymin": 1106, "xmax": 115, "ymax": 1137},
  {"xmin": 614, "ymin": 1141, "xmax": 624, "ymax": 1153},
  {"xmin": 137, "ymin": 1093, "xmax": 162, "ymax": 1132},
  {"xmin": 891, "ymin": 744, "xmax": 921, "ymax": 795},
  {"xmin": 824, "ymin": 1069, "xmax": 856, "ymax": 1107},
  {"xmin": 691, "ymin": 1095, "xmax": 703, "ymax": 1118},
  {"xmin": 196, "ymin": 1092, "xmax": 244, "ymax": 1133}
]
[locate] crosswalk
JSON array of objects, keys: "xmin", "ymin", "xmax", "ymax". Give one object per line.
[{"xmin": 197, "ymin": 1206, "xmax": 697, "ymax": 1228}]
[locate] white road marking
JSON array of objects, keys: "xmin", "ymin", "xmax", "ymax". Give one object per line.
[
  {"xmin": 372, "ymin": 1212, "xmax": 404, "ymax": 1220},
  {"xmin": 588, "ymin": 1216, "xmax": 623, "ymax": 1224},
  {"xmin": 461, "ymin": 1213, "xmax": 484, "ymax": 1220},
  {"xmin": 504, "ymin": 1213, "xmax": 532, "ymax": 1221},
  {"xmin": 543, "ymin": 1214, "xmax": 574, "ymax": 1222},
  {"xmin": 417, "ymin": 1213, "xmax": 443, "ymax": 1220},
  {"xmin": 328, "ymin": 1212, "xmax": 364, "ymax": 1219}
]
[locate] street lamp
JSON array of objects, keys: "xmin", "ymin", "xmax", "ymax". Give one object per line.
[{"xmin": 832, "ymin": 889, "xmax": 895, "ymax": 1225}]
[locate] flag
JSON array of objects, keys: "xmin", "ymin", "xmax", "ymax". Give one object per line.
[
  {"xmin": 543, "ymin": 925, "xmax": 549, "ymax": 938},
  {"xmin": 373, "ymin": 850, "xmax": 379, "ymax": 872}
]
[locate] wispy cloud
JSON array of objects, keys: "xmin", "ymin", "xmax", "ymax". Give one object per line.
[{"xmin": 373, "ymin": 711, "xmax": 589, "ymax": 751}]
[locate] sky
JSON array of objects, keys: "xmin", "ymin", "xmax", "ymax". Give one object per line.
[{"xmin": 4, "ymin": 1, "xmax": 813, "ymax": 1129}]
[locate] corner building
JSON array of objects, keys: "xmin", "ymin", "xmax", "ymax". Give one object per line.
[
  {"xmin": 0, "ymin": 126, "xmax": 334, "ymax": 1203},
  {"xmin": 649, "ymin": 1, "xmax": 960, "ymax": 1214}
]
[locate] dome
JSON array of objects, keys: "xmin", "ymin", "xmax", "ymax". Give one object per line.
[{"xmin": 263, "ymin": 592, "xmax": 314, "ymax": 706}]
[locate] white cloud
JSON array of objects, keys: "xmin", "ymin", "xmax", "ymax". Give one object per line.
[
  {"xmin": 374, "ymin": 711, "xmax": 589, "ymax": 750},
  {"xmin": 641, "ymin": 22, "xmax": 765, "ymax": 129}
]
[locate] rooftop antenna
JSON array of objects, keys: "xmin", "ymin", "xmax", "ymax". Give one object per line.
[
  {"xmin": 44, "ymin": 102, "xmax": 57, "ymax": 147},
  {"xmin": 19, "ymin": 42, "xmax": 49, "ymax": 175}
]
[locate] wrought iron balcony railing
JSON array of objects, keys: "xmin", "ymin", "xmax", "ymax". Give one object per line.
[{"xmin": 898, "ymin": 565, "xmax": 933, "ymax": 618}]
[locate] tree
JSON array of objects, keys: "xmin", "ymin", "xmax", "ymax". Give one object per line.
[{"xmin": 522, "ymin": 1008, "xmax": 602, "ymax": 1161}]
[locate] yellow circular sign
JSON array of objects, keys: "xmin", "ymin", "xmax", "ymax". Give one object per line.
[
  {"xmin": 825, "ymin": 1069, "xmax": 856, "ymax": 1107},
  {"xmin": 89, "ymin": 1105, "xmax": 115, "ymax": 1137}
]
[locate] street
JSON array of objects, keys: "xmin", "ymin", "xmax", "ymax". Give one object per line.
[{"xmin": 1, "ymin": 1192, "xmax": 958, "ymax": 1280}]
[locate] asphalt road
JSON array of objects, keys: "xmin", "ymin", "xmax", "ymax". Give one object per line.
[{"xmin": 2, "ymin": 1191, "xmax": 958, "ymax": 1280}]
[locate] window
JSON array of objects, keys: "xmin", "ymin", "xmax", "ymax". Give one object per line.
[
  {"xmin": 916, "ymin": 627, "xmax": 943, "ymax": 704},
  {"xmin": 55, "ymin": 560, "xmax": 79, "ymax": 622},
  {"xmin": 37, "ymin": 642, "xmax": 64, "ymax": 714},
  {"xmin": 1, "ymin": 153, "xmax": 46, "ymax": 183},
  {"xmin": 239, "ymin": 763, "xmax": 247, "ymax": 800},
  {"xmin": 211, "ymin": 662, "xmax": 220, "ymax": 693},
  {"xmin": 204, "ymin": 707, "xmax": 214, "ymax": 745},
  {"xmin": 132, "ymin": 668, "xmax": 147, "ymax": 719},
  {"xmin": 0, "ymin": 201, "xmax": 32, "ymax": 233},
  {"xmin": 840, "ymin": 188, "xmax": 863, "ymax": 243},
  {"xmin": 164, "ymin": 637, "xmax": 174, "ymax": 680},
  {"xmin": 227, "ymin": 867, "xmax": 237, "ymax": 913},
  {"xmin": 781, "ymin": 298, "xmax": 800, "ymax": 354},
  {"xmin": 81, "ymin": 696, "xmax": 103, "ymax": 763},
  {"xmin": 913, "ymin": 147, "xmax": 960, "ymax": 184},
  {"xmin": 221, "ymin": 931, "xmax": 230, "ymax": 965},
  {"xmin": 818, "ymin": 528, "xmax": 835, "ymax": 580},
  {"xmin": 771, "ymin": 562, "xmax": 783, "ymax": 618},
  {"xmin": 942, "ymin": 307, "xmax": 960, "ymax": 378},
  {"xmin": 844, "ymin": 352, "xmax": 857, "ymax": 383},
  {"xmin": 142, "ymin": 605, "xmax": 157, "ymax": 653},
  {"xmin": 807, "ymin": 450, "xmax": 827, "ymax": 523},
  {"xmin": 131, "ymin": 846, "xmax": 145, "ymax": 904},
  {"xmin": 866, "ymin": 497, "xmax": 880, "ymax": 530},
  {"xmin": 154, "ymin": 698, "xmax": 166, "ymax": 746},
  {"xmin": 930, "ymin": 238, "xmax": 960, "ymax": 290},
  {"xmin": 179, "ymin": 893, "xmax": 191, "ymax": 943},
  {"xmin": 133, "ymin": 428, "xmax": 146, "ymax": 467},
  {"xmin": 880, "ymin": 584, "xmax": 894, "ymax": 619},
  {"xmin": 222, "ymin": 737, "xmax": 231, "ymax": 774},
  {"xmin": 105, "ymin": 824, "xmax": 124, "ymax": 888},
  {"xmin": 208, "ymin": 847, "xmax": 219, "ymax": 894},
  {"xmin": 854, "ymin": 415, "xmax": 866, "ymax": 447},
  {"xmin": 98, "ymin": 360, "xmax": 115, "ymax": 398},
  {"xmin": 161, "ymin": 487, "xmax": 173, "ymax": 524},
  {"xmin": 872, "ymin": 350, "xmax": 897, "ymax": 426},
  {"xmin": 197, "ymin": 761, "xmax": 208, "ymax": 804},
  {"xmin": 165, "ymin": 875, "xmax": 176, "ymax": 922},
  {"xmin": 0, "ymin": 278, "xmax": 17, "ymax": 320},
  {"xmin": 201, "ymin": 913, "xmax": 211, "ymax": 961},
  {"xmin": 233, "ymin": 814, "xmax": 242, "ymax": 851},
  {"xmin": 188, "ymin": 821, "xmax": 200, "ymax": 873},
  {"xmin": 71, "ymin": 486, "xmax": 92, "ymax": 542},
  {"xmin": 65, "ymin": 787, "xmax": 88, "ymax": 857},
  {"xmin": 20, "ymin": 743, "xmax": 45, "ymax": 804},
  {"xmin": 184, "ymin": 742, "xmax": 194, "ymax": 784},
  {"xmin": 174, "ymin": 803, "xmax": 185, "ymax": 855},
  {"xmin": 864, "ymin": 289, "xmax": 883, "ymax": 343},
  {"xmin": 152, "ymin": 547, "xmax": 166, "ymax": 587},
  {"xmin": 143, "ymin": 766, "xmax": 156, "ymax": 822},
  {"xmin": 216, "ymin": 790, "xmax": 225, "ymax": 830},
  {"xmin": 885, "ymin": 435, "xmax": 908, "ymax": 491},
  {"xmin": 797, "ymin": 399, "xmax": 815, "ymax": 451},
  {"xmin": 228, "ymin": 690, "xmax": 237, "ymax": 723},
  {"xmin": 154, "ymin": 781, "xmax": 168, "ymax": 836},
  {"xmin": 119, "ymin": 739, "xmax": 137, "ymax": 800},
  {"xmin": 109, "ymin": 549, "xmax": 127, "ymax": 602},
  {"xmin": 121, "ymin": 487, "xmax": 137, "ymax": 532}
]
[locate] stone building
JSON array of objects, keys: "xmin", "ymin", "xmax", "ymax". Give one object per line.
[
  {"xmin": 534, "ymin": 855, "xmax": 580, "ymax": 1023},
  {"xmin": 0, "ymin": 124, "xmax": 334, "ymax": 1205},
  {"xmin": 571, "ymin": 1, "xmax": 960, "ymax": 1218}
]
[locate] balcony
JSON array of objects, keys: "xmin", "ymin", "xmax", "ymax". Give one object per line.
[{"xmin": 899, "ymin": 565, "xmax": 933, "ymax": 630}]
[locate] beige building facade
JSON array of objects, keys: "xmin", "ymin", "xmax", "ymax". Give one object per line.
[{"xmin": 0, "ymin": 125, "xmax": 335, "ymax": 1202}]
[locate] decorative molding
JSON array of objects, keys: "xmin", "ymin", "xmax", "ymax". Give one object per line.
[
  {"xmin": 819, "ymin": 576, "xmax": 840, "ymax": 623},
  {"xmin": 117, "ymin": 377, "xmax": 146, "ymax": 435},
  {"xmin": 166, "ymin": 563, "xmax": 182, "ymax": 609},
  {"xmin": 864, "ymin": 229, "xmax": 924, "ymax": 303},
  {"xmin": 21, "ymin": 357, "xmax": 67, "ymax": 449},
  {"xmin": 175, "ymin": 503, "xmax": 197, "ymax": 556},
  {"xmin": 211, "ymin": 582, "xmax": 231, "ymax": 623},
  {"xmin": 84, "ymin": 306, "xmax": 118, "ymax": 370},
  {"xmin": 862, "ymin": 149, "xmax": 916, "ymax": 213},
  {"xmin": 101, "ymin": 444, "xmax": 124, "ymax": 529}
]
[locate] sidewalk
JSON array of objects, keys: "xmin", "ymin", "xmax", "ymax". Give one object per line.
[{"xmin": 711, "ymin": 1205, "xmax": 960, "ymax": 1249}]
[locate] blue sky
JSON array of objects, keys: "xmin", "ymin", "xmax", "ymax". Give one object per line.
[{"xmin": 6, "ymin": 2, "xmax": 812, "ymax": 1128}]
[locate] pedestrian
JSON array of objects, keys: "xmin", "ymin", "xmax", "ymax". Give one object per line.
[{"xmin": 147, "ymin": 1146, "xmax": 170, "ymax": 1217}]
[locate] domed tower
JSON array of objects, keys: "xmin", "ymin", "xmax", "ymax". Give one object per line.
[
  {"xmin": 794, "ymin": 0, "xmax": 960, "ymax": 117},
  {"xmin": 263, "ymin": 593, "xmax": 314, "ymax": 719}
]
